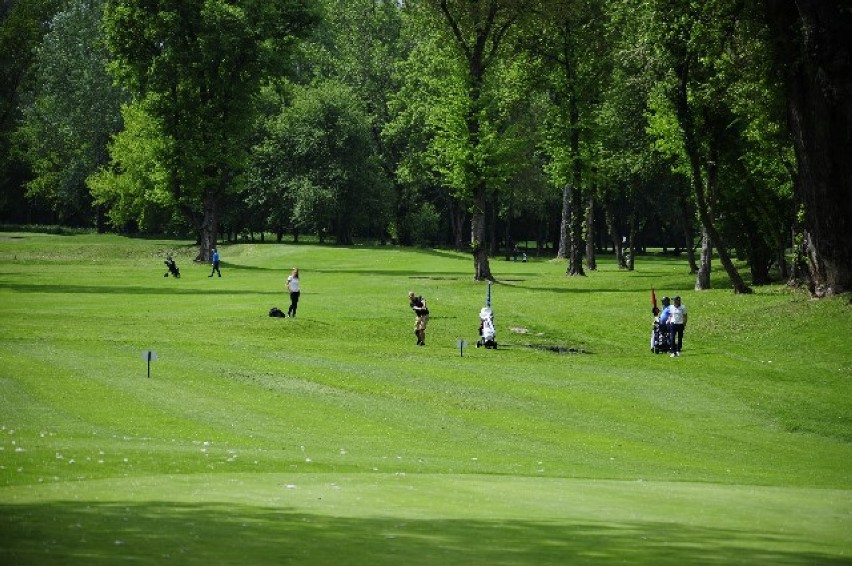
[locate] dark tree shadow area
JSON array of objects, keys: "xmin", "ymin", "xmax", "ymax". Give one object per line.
[
  {"xmin": 0, "ymin": 501, "xmax": 844, "ymax": 565},
  {"xmin": 0, "ymin": 283, "xmax": 280, "ymax": 296}
]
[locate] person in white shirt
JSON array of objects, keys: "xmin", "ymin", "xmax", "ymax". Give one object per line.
[
  {"xmin": 286, "ymin": 267, "xmax": 301, "ymax": 317},
  {"xmin": 667, "ymin": 295, "xmax": 688, "ymax": 357}
]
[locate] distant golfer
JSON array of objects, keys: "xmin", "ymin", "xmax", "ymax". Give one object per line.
[
  {"xmin": 408, "ymin": 291, "xmax": 429, "ymax": 346},
  {"xmin": 208, "ymin": 248, "xmax": 221, "ymax": 277},
  {"xmin": 163, "ymin": 254, "xmax": 180, "ymax": 278},
  {"xmin": 286, "ymin": 267, "xmax": 301, "ymax": 317}
]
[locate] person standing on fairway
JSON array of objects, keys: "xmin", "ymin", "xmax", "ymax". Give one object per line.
[
  {"xmin": 658, "ymin": 296, "xmax": 672, "ymax": 348},
  {"xmin": 209, "ymin": 248, "xmax": 221, "ymax": 277},
  {"xmin": 286, "ymin": 267, "xmax": 301, "ymax": 317},
  {"xmin": 408, "ymin": 291, "xmax": 429, "ymax": 346},
  {"xmin": 668, "ymin": 296, "xmax": 688, "ymax": 357}
]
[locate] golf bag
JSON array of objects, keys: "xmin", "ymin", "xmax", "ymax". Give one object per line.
[
  {"xmin": 651, "ymin": 319, "xmax": 671, "ymax": 354},
  {"xmin": 476, "ymin": 306, "xmax": 497, "ymax": 349},
  {"xmin": 164, "ymin": 257, "xmax": 180, "ymax": 278}
]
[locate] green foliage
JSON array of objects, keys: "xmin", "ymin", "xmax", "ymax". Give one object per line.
[
  {"xmin": 645, "ymin": 82, "xmax": 689, "ymax": 176},
  {"xmin": 0, "ymin": 0, "xmax": 63, "ymax": 220},
  {"xmin": 638, "ymin": 0, "xmax": 794, "ymax": 286},
  {"xmin": 87, "ymin": 102, "xmax": 175, "ymax": 232},
  {"xmin": 386, "ymin": 29, "xmax": 470, "ymax": 195},
  {"xmin": 402, "ymin": 200, "xmax": 441, "ymax": 246},
  {"xmin": 100, "ymin": 0, "xmax": 318, "ymax": 250},
  {"xmin": 388, "ymin": 2, "xmax": 533, "ymax": 201},
  {"xmin": 526, "ymin": 0, "xmax": 607, "ymax": 191},
  {"xmin": 246, "ymin": 80, "xmax": 391, "ymax": 243},
  {"xmin": 380, "ymin": 21, "xmax": 457, "ymax": 242},
  {"xmin": 0, "ymin": 0, "xmax": 823, "ymax": 287},
  {"xmin": 16, "ymin": 0, "xmax": 125, "ymax": 224}
]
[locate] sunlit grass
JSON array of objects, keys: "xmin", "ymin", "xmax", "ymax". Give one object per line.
[{"xmin": 0, "ymin": 233, "xmax": 850, "ymax": 564}]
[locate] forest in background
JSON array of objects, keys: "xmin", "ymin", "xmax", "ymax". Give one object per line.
[{"xmin": 0, "ymin": 0, "xmax": 849, "ymax": 294}]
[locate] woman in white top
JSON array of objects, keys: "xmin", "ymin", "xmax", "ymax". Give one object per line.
[{"xmin": 286, "ymin": 267, "xmax": 301, "ymax": 317}]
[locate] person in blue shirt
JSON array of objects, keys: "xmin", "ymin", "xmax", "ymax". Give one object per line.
[
  {"xmin": 658, "ymin": 296, "xmax": 671, "ymax": 326},
  {"xmin": 658, "ymin": 296, "xmax": 672, "ymax": 349},
  {"xmin": 208, "ymin": 248, "xmax": 221, "ymax": 277}
]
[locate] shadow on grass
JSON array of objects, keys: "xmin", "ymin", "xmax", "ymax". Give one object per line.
[
  {"xmin": 0, "ymin": 283, "xmax": 280, "ymax": 296},
  {"xmin": 217, "ymin": 262, "xmax": 278, "ymax": 272},
  {"xmin": 408, "ymin": 248, "xmax": 471, "ymax": 262},
  {"xmin": 222, "ymin": 264, "xmax": 472, "ymax": 279},
  {"xmin": 0, "ymin": 501, "xmax": 843, "ymax": 565},
  {"xmin": 309, "ymin": 268, "xmax": 469, "ymax": 278}
]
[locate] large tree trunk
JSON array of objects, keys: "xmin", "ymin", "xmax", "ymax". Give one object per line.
[
  {"xmin": 585, "ymin": 191, "xmax": 597, "ymax": 271},
  {"xmin": 765, "ymin": 1, "xmax": 852, "ymax": 296},
  {"xmin": 566, "ymin": 185, "xmax": 585, "ymax": 276},
  {"xmin": 696, "ymin": 228, "xmax": 712, "ymax": 290},
  {"xmin": 566, "ymin": 90, "xmax": 585, "ymax": 276},
  {"xmin": 197, "ymin": 191, "xmax": 220, "ymax": 262},
  {"xmin": 193, "ymin": 164, "xmax": 230, "ymax": 262},
  {"xmin": 557, "ymin": 185, "xmax": 569, "ymax": 259},
  {"xmin": 471, "ymin": 187, "xmax": 493, "ymax": 281}
]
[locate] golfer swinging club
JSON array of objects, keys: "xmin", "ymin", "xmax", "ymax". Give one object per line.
[{"xmin": 408, "ymin": 291, "xmax": 429, "ymax": 346}]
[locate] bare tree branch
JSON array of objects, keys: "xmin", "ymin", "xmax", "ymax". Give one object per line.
[{"xmin": 437, "ymin": 0, "xmax": 471, "ymax": 60}]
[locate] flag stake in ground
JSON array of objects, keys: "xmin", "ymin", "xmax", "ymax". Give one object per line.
[
  {"xmin": 141, "ymin": 350, "xmax": 157, "ymax": 378},
  {"xmin": 457, "ymin": 339, "xmax": 467, "ymax": 357}
]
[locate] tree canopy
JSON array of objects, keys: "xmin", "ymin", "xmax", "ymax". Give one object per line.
[
  {"xmin": 1, "ymin": 0, "xmax": 849, "ymax": 294},
  {"xmin": 98, "ymin": 0, "xmax": 318, "ymax": 259}
]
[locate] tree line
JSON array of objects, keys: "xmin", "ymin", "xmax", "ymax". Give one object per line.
[{"xmin": 0, "ymin": 0, "xmax": 849, "ymax": 295}]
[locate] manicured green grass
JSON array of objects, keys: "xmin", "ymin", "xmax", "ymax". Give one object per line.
[{"xmin": 1, "ymin": 233, "xmax": 850, "ymax": 564}]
